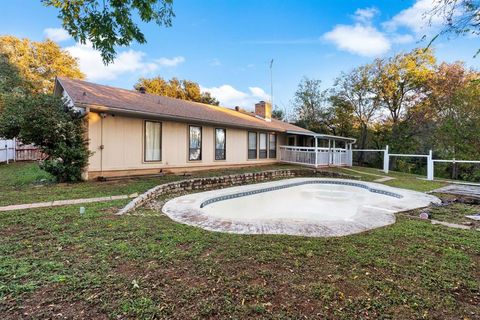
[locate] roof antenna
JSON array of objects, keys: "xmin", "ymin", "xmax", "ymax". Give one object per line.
[{"xmin": 269, "ymin": 59, "xmax": 274, "ymax": 111}]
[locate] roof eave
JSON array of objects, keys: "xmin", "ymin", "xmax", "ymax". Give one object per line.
[{"xmin": 286, "ymin": 130, "xmax": 356, "ymax": 143}]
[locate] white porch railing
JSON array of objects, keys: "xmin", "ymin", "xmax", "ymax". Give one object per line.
[{"xmin": 279, "ymin": 146, "xmax": 352, "ymax": 167}]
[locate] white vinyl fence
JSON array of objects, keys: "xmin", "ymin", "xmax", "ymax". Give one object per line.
[
  {"xmin": 353, "ymin": 146, "xmax": 480, "ymax": 181},
  {"xmin": 0, "ymin": 139, "xmax": 16, "ymax": 163}
]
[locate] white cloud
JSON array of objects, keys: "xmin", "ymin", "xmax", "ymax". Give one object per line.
[
  {"xmin": 155, "ymin": 56, "xmax": 185, "ymax": 67},
  {"xmin": 324, "ymin": 7, "xmax": 391, "ymax": 57},
  {"xmin": 383, "ymin": 0, "xmax": 440, "ymax": 34},
  {"xmin": 392, "ymin": 34, "xmax": 415, "ymax": 44},
  {"xmin": 44, "ymin": 28, "xmax": 71, "ymax": 42},
  {"xmin": 323, "ymin": 6, "xmax": 421, "ymax": 56},
  {"xmin": 201, "ymin": 85, "xmax": 270, "ymax": 108},
  {"xmin": 65, "ymin": 42, "xmax": 158, "ymax": 81},
  {"xmin": 353, "ymin": 7, "xmax": 379, "ymax": 24},
  {"xmin": 324, "ymin": 24, "xmax": 391, "ymax": 57}
]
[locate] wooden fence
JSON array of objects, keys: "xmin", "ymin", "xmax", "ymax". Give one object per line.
[{"xmin": 0, "ymin": 138, "xmax": 45, "ymax": 163}]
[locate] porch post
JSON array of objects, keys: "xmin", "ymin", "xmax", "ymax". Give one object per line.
[
  {"xmin": 332, "ymin": 139, "xmax": 336, "ymax": 165},
  {"xmin": 328, "ymin": 139, "xmax": 331, "ymax": 165},
  {"xmin": 314, "ymin": 136, "xmax": 318, "ymax": 168},
  {"xmin": 347, "ymin": 143, "xmax": 353, "ymax": 166}
]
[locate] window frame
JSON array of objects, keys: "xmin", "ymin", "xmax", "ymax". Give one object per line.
[
  {"xmin": 268, "ymin": 133, "xmax": 277, "ymax": 159},
  {"xmin": 247, "ymin": 131, "xmax": 257, "ymax": 160},
  {"xmin": 188, "ymin": 125, "xmax": 202, "ymax": 161},
  {"xmin": 259, "ymin": 132, "xmax": 268, "ymax": 159},
  {"xmin": 143, "ymin": 120, "xmax": 162, "ymax": 162},
  {"xmin": 214, "ymin": 128, "xmax": 226, "ymax": 161}
]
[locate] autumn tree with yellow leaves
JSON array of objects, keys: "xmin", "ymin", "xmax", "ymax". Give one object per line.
[
  {"xmin": 0, "ymin": 35, "xmax": 84, "ymax": 94},
  {"xmin": 134, "ymin": 76, "xmax": 219, "ymax": 105}
]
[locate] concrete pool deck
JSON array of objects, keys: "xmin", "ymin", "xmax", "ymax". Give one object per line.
[{"xmin": 162, "ymin": 178, "xmax": 440, "ymax": 237}]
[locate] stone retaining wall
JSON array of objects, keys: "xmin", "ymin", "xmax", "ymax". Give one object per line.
[{"xmin": 116, "ymin": 169, "xmax": 358, "ymax": 215}]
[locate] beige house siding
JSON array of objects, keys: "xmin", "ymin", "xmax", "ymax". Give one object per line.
[{"xmin": 87, "ymin": 112, "xmax": 284, "ymax": 179}]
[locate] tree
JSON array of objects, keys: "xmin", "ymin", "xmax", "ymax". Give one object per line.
[
  {"xmin": 0, "ymin": 54, "xmax": 30, "ymax": 112},
  {"xmin": 291, "ymin": 77, "xmax": 329, "ymax": 131},
  {"xmin": 0, "ymin": 54, "xmax": 28, "ymax": 95},
  {"xmin": 428, "ymin": 61, "xmax": 478, "ymax": 116},
  {"xmin": 427, "ymin": 62, "xmax": 480, "ymax": 179},
  {"xmin": 0, "ymin": 94, "xmax": 90, "ymax": 182},
  {"xmin": 425, "ymin": 0, "xmax": 480, "ymax": 56},
  {"xmin": 134, "ymin": 76, "xmax": 220, "ymax": 105},
  {"xmin": 0, "ymin": 36, "xmax": 84, "ymax": 93},
  {"xmin": 434, "ymin": 82, "xmax": 480, "ymax": 179},
  {"xmin": 327, "ymin": 94, "xmax": 355, "ymax": 138},
  {"xmin": 271, "ymin": 106, "xmax": 285, "ymax": 120},
  {"xmin": 372, "ymin": 48, "xmax": 436, "ymax": 125},
  {"xmin": 43, "ymin": 0, "xmax": 175, "ymax": 64},
  {"xmin": 332, "ymin": 64, "xmax": 379, "ymax": 153}
]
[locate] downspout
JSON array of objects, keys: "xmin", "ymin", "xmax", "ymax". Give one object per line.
[{"xmin": 99, "ymin": 113, "xmax": 107, "ymax": 178}]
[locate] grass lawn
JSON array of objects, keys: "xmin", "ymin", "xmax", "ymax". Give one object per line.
[
  {"xmin": 0, "ymin": 163, "xmax": 479, "ymax": 319},
  {"xmin": 0, "ymin": 162, "xmax": 302, "ymax": 206},
  {"xmin": 332, "ymin": 166, "xmax": 448, "ymax": 192}
]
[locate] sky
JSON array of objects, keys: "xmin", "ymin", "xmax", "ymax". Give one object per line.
[{"xmin": 1, "ymin": 0, "xmax": 479, "ymax": 115}]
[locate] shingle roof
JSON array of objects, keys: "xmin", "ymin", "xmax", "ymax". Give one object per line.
[
  {"xmin": 57, "ymin": 77, "xmax": 312, "ymax": 133},
  {"xmin": 56, "ymin": 77, "xmax": 313, "ymax": 134}
]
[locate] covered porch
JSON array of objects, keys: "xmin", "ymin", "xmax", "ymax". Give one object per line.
[{"xmin": 279, "ymin": 131, "xmax": 356, "ymax": 168}]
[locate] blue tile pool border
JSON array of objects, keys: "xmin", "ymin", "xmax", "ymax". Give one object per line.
[{"xmin": 200, "ymin": 180, "xmax": 403, "ymax": 208}]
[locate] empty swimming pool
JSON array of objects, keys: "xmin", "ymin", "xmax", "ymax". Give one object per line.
[{"xmin": 162, "ymin": 178, "xmax": 440, "ymax": 237}]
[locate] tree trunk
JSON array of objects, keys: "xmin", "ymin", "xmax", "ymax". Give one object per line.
[{"xmin": 358, "ymin": 123, "xmax": 368, "ymax": 165}]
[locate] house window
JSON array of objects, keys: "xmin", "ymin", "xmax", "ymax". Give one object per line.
[
  {"xmin": 248, "ymin": 132, "xmax": 257, "ymax": 159},
  {"xmin": 215, "ymin": 128, "xmax": 226, "ymax": 160},
  {"xmin": 269, "ymin": 133, "xmax": 276, "ymax": 158},
  {"xmin": 189, "ymin": 125, "xmax": 202, "ymax": 161},
  {"xmin": 144, "ymin": 121, "xmax": 161, "ymax": 161},
  {"xmin": 259, "ymin": 133, "xmax": 267, "ymax": 159}
]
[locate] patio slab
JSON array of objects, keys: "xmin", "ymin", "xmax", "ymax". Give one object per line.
[{"xmin": 432, "ymin": 184, "xmax": 480, "ymax": 199}]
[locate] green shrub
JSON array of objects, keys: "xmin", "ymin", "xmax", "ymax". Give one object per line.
[{"xmin": 0, "ymin": 94, "xmax": 90, "ymax": 182}]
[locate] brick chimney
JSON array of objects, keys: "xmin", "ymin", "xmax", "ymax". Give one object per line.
[{"xmin": 254, "ymin": 101, "xmax": 272, "ymax": 122}]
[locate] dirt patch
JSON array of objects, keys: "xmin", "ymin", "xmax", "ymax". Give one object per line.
[
  {"xmin": 0, "ymin": 224, "xmax": 22, "ymax": 237},
  {"xmin": 402, "ymin": 193, "xmax": 480, "ymax": 228},
  {"xmin": 1, "ymin": 285, "xmax": 108, "ymax": 320}
]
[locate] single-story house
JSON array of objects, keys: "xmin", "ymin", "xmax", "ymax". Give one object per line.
[{"xmin": 54, "ymin": 77, "xmax": 355, "ymax": 180}]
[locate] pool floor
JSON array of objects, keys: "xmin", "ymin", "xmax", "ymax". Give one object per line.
[{"xmin": 162, "ymin": 178, "xmax": 441, "ymax": 237}]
